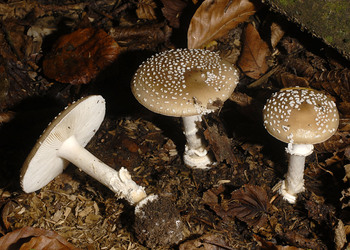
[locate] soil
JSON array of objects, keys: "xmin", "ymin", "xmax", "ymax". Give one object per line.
[{"xmin": 0, "ymin": 0, "xmax": 349, "ymax": 249}]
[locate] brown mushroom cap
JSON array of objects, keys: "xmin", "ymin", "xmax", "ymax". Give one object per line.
[
  {"xmin": 263, "ymin": 87, "xmax": 339, "ymax": 144},
  {"xmin": 131, "ymin": 49, "xmax": 239, "ymax": 117}
]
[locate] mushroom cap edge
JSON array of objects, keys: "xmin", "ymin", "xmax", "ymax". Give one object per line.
[{"xmin": 20, "ymin": 95, "xmax": 106, "ymax": 193}]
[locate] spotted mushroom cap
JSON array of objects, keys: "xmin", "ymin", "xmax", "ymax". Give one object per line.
[
  {"xmin": 263, "ymin": 87, "xmax": 339, "ymax": 144},
  {"xmin": 131, "ymin": 49, "xmax": 239, "ymax": 117}
]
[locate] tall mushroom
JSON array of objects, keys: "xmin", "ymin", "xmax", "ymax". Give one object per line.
[
  {"xmin": 131, "ymin": 49, "xmax": 239, "ymax": 169},
  {"xmin": 21, "ymin": 95, "xmax": 183, "ymax": 247},
  {"xmin": 263, "ymin": 87, "xmax": 339, "ymax": 203}
]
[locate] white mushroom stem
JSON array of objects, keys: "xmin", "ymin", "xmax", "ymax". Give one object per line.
[
  {"xmin": 182, "ymin": 115, "xmax": 212, "ymax": 169},
  {"xmin": 279, "ymin": 143, "xmax": 314, "ymax": 203},
  {"xmin": 57, "ymin": 135, "xmax": 147, "ymax": 205}
]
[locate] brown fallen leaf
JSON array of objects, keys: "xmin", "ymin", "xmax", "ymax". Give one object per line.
[
  {"xmin": 161, "ymin": 0, "xmax": 188, "ymax": 28},
  {"xmin": 254, "ymin": 234, "xmax": 303, "ymax": 250},
  {"xmin": 314, "ymin": 131, "xmax": 350, "ymax": 153},
  {"xmin": 203, "ymin": 185, "xmax": 270, "ymax": 230},
  {"xmin": 43, "ymin": 28, "xmax": 121, "ymax": 85},
  {"xmin": 187, "ymin": 0, "xmax": 256, "ymax": 49},
  {"xmin": 311, "ymin": 69, "xmax": 350, "ymax": 102},
  {"xmin": 223, "ymin": 185, "xmax": 270, "ymax": 230},
  {"xmin": 20, "ymin": 235, "xmax": 76, "ymax": 250},
  {"xmin": 179, "ymin": 233, "xmax": 230, "ymax": 250},
  {"xmin": 0, "ymin": 111, "xmax": 15, "ymax": 124},
  {"xmin": 109, "ymin": 22, "xmax": 172, "ymax": 49},
  {"xmin": 334, "ymin": 220, "xmax": 347, "ymax": 250},
  {"xmin": 136, "ymin": 0, "xmax": 157, "ymax": 20},
  {"xmin": 0, "ymin": 226, "xmax": 80, "ymax": 250},
  {"xmin": 270, "ymin": 22, "xmax": 285, "ymax": 49},
  {"xmin": 1, "ymin": 200, "xmax": 17, "ymax": 231},
  {"xmin": 203, "ymin": 122, "xmax": 237, "ymax": 166},
  {"xmin": 338, "ymin": 102, "xmax": 350, "ymax": 117},
  {"xmin": 237, "ymin": 23, "xmax": 270, "ymax": 79},
  {"xmin": 277, "ymin": 72, "xmax": 309, "ymax": 88}
]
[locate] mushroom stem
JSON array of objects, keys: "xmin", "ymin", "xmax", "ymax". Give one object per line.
[
  {"xmin": 57, "ymin": 135, "xmax": 147, "ymax": 205},
  {"xmin": 182, "ymin": 115, "xmax": 212, "ymax": 169},
  {"xmin": 279, "ymin": 143, "xmax": 314, "ymax": 203}
]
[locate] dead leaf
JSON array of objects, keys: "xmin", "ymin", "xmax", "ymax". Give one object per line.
[
  {"xmin": 341, "ymin": 187, "xmax": 350, "ymax": 209},
  {"xmin": 237, "ymin": 23, "xmax": 270, "ymax": 79},
  {"xmin": 109, "ymin": 22, "xmax": 172, "ymax": 49},
  {"xmin": 277, "ymin": 72, "xmax": 309, "ymax": 88},
  {"xmin": 43, "ymin": 28, "xmax": 121, "ymax": 84},
  {"xmin": 0, "ymin": 226, "xmax": 80, "ymax": 249},
  {"xmin": 343, "ymin": 164, "xmax": 350, "ymax": 183},
  {"xmin": 338, "ymin": 102, "xmax": 350, "ymax": 117},
  {"xmin": 270, "ymin": 22, "xmax": 285, "ymax": 49},
  {"xmin": 187, "ymin": 0, "xmax": 256, "ymax": 49},
  {"xmin": 20, "ymin": 235, "xmax": 76, "ymax": 250},
  {"xmin": 304, "ymin": 195, "xmax": 335, "ymax": 225},
  {"xmin": 223, "ymin": 185, "xmax": 270, "ymax": 230},
  {"xmin": 1, "ymin": 201, "xmax": 16, "ymax": 231},
  {"xmin": 314, "ymin": 131, "xmax": 350, "ymax": 153},
  {"xmin": 161, "ymin": 0, "xmax": 188, "ymax": 28},
  {"xmin": 203, "ymin": 185, "xmax": 270, "ymax": 230},
  {"xmin": 179, "ymin": 233, "xmax": 228, "ymax": 250},
  {"xmin": 203, "ymin": 122, "xmax": 237, "ymax": 166},
  {"xmin": 0, "ymin": 111, "xmax": 15, "ymax": 124},
  {"xmin": 311, "ymin": 69, "xmax": 350, "ymax": 102},
  {"xmin": 254, "ymin": 234, "xmax": 303, "ymax": 250},
  {"xmin": 136, "ymin": 0, "xmax": 157, "ymax": 20},
  {"xmin": 334, "ymin": 220, "xmax": 347, "ymax": 250}
]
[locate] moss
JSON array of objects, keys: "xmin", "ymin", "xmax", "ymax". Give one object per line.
[
  {"xmin": 276, "ymin": 0, "xmax": 297, "ymax": 7},
  {"xmin": 265, "ymin": 0, "xmax": 350, "ymax": 58}
]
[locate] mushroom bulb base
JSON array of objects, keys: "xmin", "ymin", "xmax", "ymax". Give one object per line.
[
  {"xmin": 134, "ymin": 194, "xmax": 183, "ymax": 248},
  {"xmin": 278, "ymin": 180, "xmax": 302, "ymax": 204},
  {"xmin": 57, "ymin": 135, "xmax": 147, "ymax": 205},
  {"xmin": 183, "ymin": 146, "xmax": 212, "ymax": 169},
  {"xmin": 182, "ymin": 115, "xmax": 212, "ymax": 169},
  {"xmin": 279, "ymin": 143, "xmax": 313, "ymax": 204}
]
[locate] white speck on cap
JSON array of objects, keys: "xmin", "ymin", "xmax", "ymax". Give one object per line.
[
  {"xmin": 131, "ymin": 49, "xmax": 239, "ymax": 117},
  {"xmin": 263, "ymin": 87, "xmax": 339, "ymax": 144}
]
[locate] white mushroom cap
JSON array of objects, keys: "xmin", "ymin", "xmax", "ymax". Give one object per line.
[
  {"xmin": 131, "ymin": 49, "xmax": 239, "ymax": 117},
  {"xmin": 263, "ymin": 87, "xmax": 339, "ymax": 144},
  {"xmin": 21, "ymin": 95, "xmax": 106, "ymax": 193}
]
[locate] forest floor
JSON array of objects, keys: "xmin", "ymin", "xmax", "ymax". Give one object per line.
[{"xmin": 0, "ymin": 0, "xmax": 349, "ymax": 249}]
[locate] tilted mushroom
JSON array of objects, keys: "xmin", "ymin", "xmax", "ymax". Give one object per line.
[
  {"xmin": 263, "ymin": 87, "xmax": 339, "ymax": 203},
  {"xmin": 132, "ymin": 49, "xmax": 239, "ymax": 169},
  {"xmin": 21, "ymin": 95, "xmax": 183, "ymax": 247},
  {"xmin": 21, "ymin": 95, "xmax": 146, "ymax": 204}
]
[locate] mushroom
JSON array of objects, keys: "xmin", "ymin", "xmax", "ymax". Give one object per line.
[
  {"xmin": 21, "ymin": 95, "xmax": 183, "ymax": 247},
  {"xmin": 131, "ymin": 49, "xmax": 239, "ymax": 169},
  {"xmin": 263, "ymin": 87, "xmax": 339, "ymax": 203},
  {"xmin": 21, "ymin": 95, "xmax": 146, "ymax": 205}
]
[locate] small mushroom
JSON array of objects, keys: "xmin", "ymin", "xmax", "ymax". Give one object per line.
[
  {"xmin": 132, "ymin": 49, "xmax": 239, "ymax": 169},
  {"xmin": 263, "ymin": 87, "xmax": 339, "ymax": 203},
  {"xmin": 21, "ymin": 95, "xmax": 146, "ymax": 204},
  {"xmin": 21, "ymin": 95, "xmax": 183, "ymax": 247}
]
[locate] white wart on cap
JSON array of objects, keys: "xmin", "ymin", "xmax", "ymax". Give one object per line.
[
  {"xmin": 131, "ymin": 49, "xmax": 239, "ymax": 117},
  {"xmin": 263, "ymin": 87, "xmax": 339, "ymax": 144}
]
